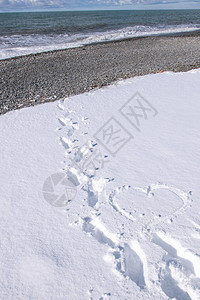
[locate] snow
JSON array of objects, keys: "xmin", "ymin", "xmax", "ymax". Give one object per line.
[{"xmin": 0, "ymin": 69, "xmax": 200, "ymax": 299}]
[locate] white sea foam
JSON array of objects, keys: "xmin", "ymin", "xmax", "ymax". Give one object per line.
[{"xmin": 0, "ymin": 24, "xmax": 199, "ymax": 60}]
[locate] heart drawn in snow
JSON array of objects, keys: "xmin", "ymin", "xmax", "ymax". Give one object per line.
[{"xmin": 108, "ymin": 183, "xmax": 190, "ymax": 226}]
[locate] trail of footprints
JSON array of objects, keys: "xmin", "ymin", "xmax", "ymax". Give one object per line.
[
  {"xmin": 57, "ymin": 101, "xmax": 107, "ymax": 178},
  {"xmin": 82, "ymin": 214, "xmax": 200, "ymax": 299},
  {"xmin": 153, "ymin": 232, "xmax": 200, "ymax": 300},
  {"xmin": 56, "ymin": 100, "xmax": 200, "ymax": 299},
  {"xmin": 82, "ymin": 216, "xmax": 147, "ymax": 289}
]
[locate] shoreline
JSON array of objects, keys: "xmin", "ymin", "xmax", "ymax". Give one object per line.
[
  {"xmin": 1, "ymin": 31, "xmax": 200, "ymax": 115},
  {"xmin": 1, "ymin": 29, "xmax": 200, "ymax": 63}
]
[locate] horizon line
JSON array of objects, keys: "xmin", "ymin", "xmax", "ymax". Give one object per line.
[{"xmin": 1, "ymin": 7, "xmax": 200, "ymax": 13}]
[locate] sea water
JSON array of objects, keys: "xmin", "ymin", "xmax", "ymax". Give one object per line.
[{"xmin": 0, "ymin": 9, "xmax": 200, "ymax": 59}]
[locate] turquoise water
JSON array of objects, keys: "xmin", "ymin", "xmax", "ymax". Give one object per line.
[{"xmin": 0, "ymin": 10, "xmax": 200, "ymax": 59}]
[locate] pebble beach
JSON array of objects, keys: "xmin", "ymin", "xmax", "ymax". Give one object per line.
[{"xmin": 1, "ymin": 31, "xmax": 200, "ymax": 115}]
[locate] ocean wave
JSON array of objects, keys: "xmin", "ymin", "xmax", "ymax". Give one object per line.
[{"xmin": 0, "ymin": 24, "xmax": 199, "ymax": 60}]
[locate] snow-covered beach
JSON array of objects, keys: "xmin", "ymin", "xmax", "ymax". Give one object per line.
[{"xmin": 1, "ymin": 69, "xmax": 200, "ymax": 299}]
